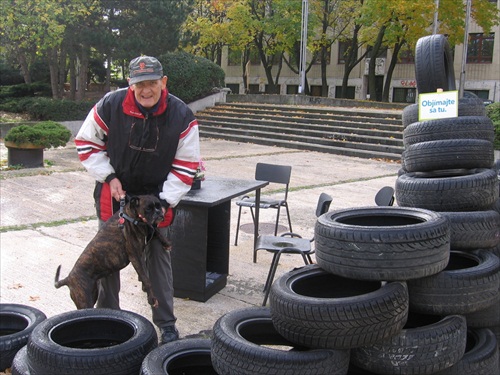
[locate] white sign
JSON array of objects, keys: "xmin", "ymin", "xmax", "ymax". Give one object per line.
[{"xmin": 418, "ymin": 91, "xmax": 458, "ymax": 121}]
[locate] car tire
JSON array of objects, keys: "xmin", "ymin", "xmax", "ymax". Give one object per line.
[
  {"xmin": 211, "ymin": 306, "xmax": 350, "ymax": 375},
  {"xmin": 26, "ymin": 308, "xmax": 157, "ymax": 375},
  {"xmin": 140, "ymin": 338, "xmax": 214, "ymax": 375},
  {"xmin": 407, "ymin": 250, "xmax": 499, "ymax": 315},
  {"xmin": 403, "ymin": 116, "xmax": 495, "ymax": 146},
  {"xmin": 433, "ymin": 328, "xmax": 499, "ymax": 375},
  {"xmin": 395, "ymin": 168, "xmax": 499, "ymax": 212},
  {"xmin": 314, "ymin": 207, "xmax": 450, "ymax": 281},
  {"xmin": 415, "ymin": 34, "xmax": 456, "ymax": 94},
  {"xmin": 351, "ymin": 313, "xmax": 467, "ymax": 375},
  {"xmin": 402, "ymin": 99, "xmax": 486, "ymax": 128},
  {"xmin": 11, "ymin": 345, "xmax": 30, "ymax": 375},
  {"xmin": 439, "ymin": 210, "xmax": 500, "ymax": 250},
  {"xmin": 269, "ymin": 265, "xmax": 409, "ymax": 350},
  {"xmin": 403, "ymin": 139, "xmax": 494, "ymax": 172},
  {"xmin": 0, "ymin": 304, "xmax": 46, "ymax": 372},
  {"xmin": 465, "ymin": 291, "xmax": 500, "ymax": 328}
]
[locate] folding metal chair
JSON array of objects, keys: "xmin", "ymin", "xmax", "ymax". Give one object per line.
[
  {"xmin": 234, "ymin": 163, "xmax": 293, "ymax": 250},
  {"xmin": 375, "ymin": 186, "xmax": 395, "ymax": 206},
  {"xmin": 255, "ymin": 192, "xmax": 333, "ymax": 306}
]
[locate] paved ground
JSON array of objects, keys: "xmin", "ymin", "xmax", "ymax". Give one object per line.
[{"xmin": 0, "ymin": 136, "xmax": 401, "ymax": 344}]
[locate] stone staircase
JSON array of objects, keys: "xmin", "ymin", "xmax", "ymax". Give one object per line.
[{"xmin": 196, "ymin": 102, "xmax": 404, "ymax": 161}]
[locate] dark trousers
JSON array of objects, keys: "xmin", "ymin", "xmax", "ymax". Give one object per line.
[{"xmin": 96, "ymin": 222, "xmax": 176, "ymax": 328}]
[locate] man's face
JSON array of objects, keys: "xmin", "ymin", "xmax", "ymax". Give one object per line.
[{"xmin": 129, "ymin": 76, "xmax": 167, "ymax": 109}]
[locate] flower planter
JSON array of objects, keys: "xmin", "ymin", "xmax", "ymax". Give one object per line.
[{"xmin": 5, "ymin": 141, "xmax": 44, "ymax": 168}]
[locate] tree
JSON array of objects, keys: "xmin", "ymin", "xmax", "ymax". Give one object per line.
[
  {"xmin": 182, "ymin": 0, "xmax": 233, "ymax": 65},
  {"xmin": 309, "ymin": 0, "xmax": 359, "ymax": 97},
  {"xmin": 359, "ymin": 0, "xmax": 499, "ymax": 102}
]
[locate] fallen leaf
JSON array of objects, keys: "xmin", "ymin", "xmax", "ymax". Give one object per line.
[{"xmin": 7, "ymin": 283, "xmax": 23, "ymax": 290}]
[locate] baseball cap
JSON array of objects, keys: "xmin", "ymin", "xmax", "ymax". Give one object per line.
[{"xmin": 129, "ymin": 56, "xmax": 163, "ymax": 85}]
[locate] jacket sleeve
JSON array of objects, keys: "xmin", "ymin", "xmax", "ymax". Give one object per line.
[
  {"xmin": 159, "ymin": 117, "xmax": 200, "ymax": 207},
  {"xmin": 74, "ymin": 101, "xmax": 115, "ymax": 183}
]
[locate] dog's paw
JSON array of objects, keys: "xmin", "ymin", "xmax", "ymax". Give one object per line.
[{"xmin": 149, "ymin": 296, "xmax": 159, "ymax": 308}]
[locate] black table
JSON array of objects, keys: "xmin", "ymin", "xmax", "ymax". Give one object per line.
[{"xmin": 169, "ymin": 177, "xmax": 268, "ymax": 302}]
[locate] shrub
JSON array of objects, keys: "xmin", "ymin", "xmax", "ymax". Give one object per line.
[
  {"xmin": 5, "ymin": 121, "xmax": 71, "ymax": 148},
  {"xmin": 486, "ymin": 102, "xmax": 500, "ymax": 149},
  {"xmin": 158, "ymin": 51, "xmax": 225, "ymax": 103},
  {"xmin": 0, "ymin": 96, "xmax": 94, "ymax": 121},
  {"xmin": 0, "ymin": 82, "xmax": 51, "ymax": 99}
]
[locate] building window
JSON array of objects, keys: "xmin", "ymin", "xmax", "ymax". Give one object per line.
[
  {"xmin": 338, "ymin": 40, "xmax": 351, "ymax": 64},
  {"xmin": 228, "ymin": 48, "xmax": 240, "ymax": 66},
  {"xmin": 335, "ymin": 86, "xmax": 355, "ymax": 99},
  {"xmin": 466, "ymin": 89, "xmax": 490, "ymax": 100},
  {"xmin": 265, "ymin": 84, "xmax": 281, "ymax": 94},
  {"xmin": 393, "ymin": 88, "xmax": 416, "ymax": 103},
  {"xmin": 398, "ymin": 48, "xmax": 415, "ymax": 64},
  {"xmin": 249, "ymin": 48, "xmax": 261, "ymax": 65},
  {"xmin": 367, "ymin": 46, "xmax": 387, "ymax": 58},
  {"xmin": 248, "ymin": 84, "xmax": 260, "ymax": 94},
  {"xmin": 467, "ymin": 33, "xmax": 494, "ymax": 63},
  {"xmin": 226, "ymin": 84, "xmax": 239, "ymax": 94},
  {"xmin": 310, "ymin": 85, "xmax": 324, "ymax": 96},
  {"xmin": 313, "ymin": 47, "xmax": 331, "ymax": 65},
  {"xmin": 287, "ymin": 85, "xmax": 299, "ymax": 94}
]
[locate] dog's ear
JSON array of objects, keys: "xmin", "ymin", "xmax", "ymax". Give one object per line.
[{"xmin": 130, "ymin": 196, "xmax": 140, "ymax": 210}]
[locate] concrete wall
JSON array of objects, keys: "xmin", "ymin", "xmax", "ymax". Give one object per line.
[
  {"xmin": 1, "ymin": 91, "xmax": 231, "ymax": 139},
  {"xmin": 226, "ymin": 94, "xmax": 407, "ymax": 110}
]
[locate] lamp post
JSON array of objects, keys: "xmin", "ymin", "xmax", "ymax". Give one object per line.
[
  {"xmin": 459, "ymin": 0, "xmax": 472, "ymax": 97},
  {"xmin": 298, "ymin": 0, "xmax": 308, "ymax": 94},
  {"xmin": 433, "ymin": 0, "xmax": 439, "ymax": 34}
]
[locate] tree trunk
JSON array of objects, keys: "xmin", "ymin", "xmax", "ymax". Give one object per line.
[
  {"xmin": 76, "ymin": 42, "xmax": 90, "ymax": 101},
  {"xmin": 242, "ymin": 48, "xmax": 250, "ymax": 94},
  {"xmin": 382, "ymin": 41, "xmax": 403, "ymax": 102},
  {"xmin": 48, "ymin": 48, "xmax": 60, "ymax": 99},
  {"xmin": 56, "ymin": 45, "xmax": 67, "ymax": 99},
  {"xmin": 321, "ymin": 46, "xmax": 328, "ymax": 97},
  {"xmin": 17, "ymin": 50, "xmax": 32, "ymax": 84},
  {"xmin": 368, "ymin": 26, "xmax": 386, "ymax": 101},
  {"xmin": 255, "ymin": 32, "xmax": 278, "ymax": 94},
  {"xmin": 69, "ymin": 55, "xmax": 77, "ymax": 101},
  {"xmin": 105, "ymin": 55, "xmax": 111, "ymax": 93},
  {"xmin": 341, "ymin": 24, "xmax": 364, "ymax": 98}
]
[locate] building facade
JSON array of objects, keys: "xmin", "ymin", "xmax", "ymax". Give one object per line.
[{"xmin": 222, "ymin": 6, "xmax": 499, "ymax": 104}]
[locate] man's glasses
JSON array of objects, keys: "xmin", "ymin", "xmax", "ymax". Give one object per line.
[{"xmin": 129, "ymin": 119, "xmax": 159, "ymax": 152}]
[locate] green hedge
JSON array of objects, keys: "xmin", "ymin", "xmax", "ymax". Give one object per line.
[
  {"xmin": 0, "ymin": 82, "xmax": 51, "ymax": 99},
  {"xmin": 0, "ymin": 52, "xmax": 225, "ymax": 121},
  {"xmin": 159, "ymin": 51, "xmax": 225, "ymax": 103},
  {"xmin": 486, "ymin": 102, "xmax": 500, "ymax": 149},
  {"xmin": 0, "ymin": 97, "xmax": 94, "ymax": 121}
]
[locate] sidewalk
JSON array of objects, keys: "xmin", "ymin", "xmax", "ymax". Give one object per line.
[{"xmin": 0, "ymin": 138, "xmax": 401, "ymax": 340}]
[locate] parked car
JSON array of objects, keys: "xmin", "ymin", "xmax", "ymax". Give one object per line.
[{"xmin": 463, "ymin": 91, "xmax": 494, "ymax": 106}]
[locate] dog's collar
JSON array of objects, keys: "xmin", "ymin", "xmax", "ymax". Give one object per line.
[
  {"xmin": 118, "ymin": 196, "xmax": 147, "ymax": 228},
  {"xmin": 119, "ymin": 212, "xmax": 144, "ymax": 227}
]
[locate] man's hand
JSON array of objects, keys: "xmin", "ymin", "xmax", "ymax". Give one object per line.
[{"xmin": 109, "ymin": 178, "xmax": 126, "ymax": 202}]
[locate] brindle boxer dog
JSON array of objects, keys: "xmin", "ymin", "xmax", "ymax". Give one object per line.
[{"xmin": 55, "ymin": 195, "xmax": 171, "ymax": 309}]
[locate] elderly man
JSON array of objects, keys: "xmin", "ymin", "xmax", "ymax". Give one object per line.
[{"xmin": 75, "ymin": 56, "xmax": 200, "ymax": 345}]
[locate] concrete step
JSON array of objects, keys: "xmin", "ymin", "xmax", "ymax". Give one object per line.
[
  {"xmin": 198, "ymin": 119, "xmax": 403, "ymax": 147},
  {"xmin": 197, "ymin": 101, "xmax": 404, "ymax": 161}
]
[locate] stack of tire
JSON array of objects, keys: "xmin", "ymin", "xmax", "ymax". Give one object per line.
[
  {"xmin": 396, "ymin": 30, "xmax": 500, "ymax": 354},
  {"xmin": 206, "ymin": 34, "xmax": 499, "ymax": 375},
  {"xmin": 0, "ymin": 304, "xmax": 46, "ymax": 373},
  {"xmin": 205, "ymin": 202, "xmax": 499, "ymax": 374},
  {"xmin": 6, "ymin": 308, "xmax": 158, "ymax": 375},
  {"xmin": 394, "ymin": 34, "xmax": 500, "ymax": 373}
]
